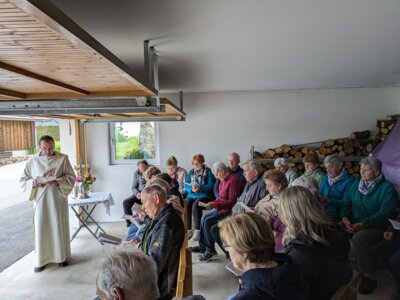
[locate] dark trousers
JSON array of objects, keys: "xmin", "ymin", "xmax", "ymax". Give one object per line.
[
  {"xmin": 351, "ymin": 228, "xmax": 384, "ymax": 274},
  {"xmin": 186, "ymin": 197, "xmax": 210, "ymax": 230},
  {"xmin": 198, "ymin": 209, "xmax": 227, "ymax": 252},
  {"xmin": 375, "ymin": 235, "xmax": 400, "ymax": 292},
  {"xmin": 210, "ymin": 223, "xmax": 227, "ymax": 255},
  {"xmin": 122, "ymin": 194, "xmax": 141, "ymax": 226}
]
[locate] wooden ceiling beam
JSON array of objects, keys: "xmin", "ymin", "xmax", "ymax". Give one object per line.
[
  {"xmin": 0, "ymin": 87, "xmax": 26, "ymax": 99},
  {"xmin": 0, "ymin": 61, "xmax": 90, "ymax": 96}
]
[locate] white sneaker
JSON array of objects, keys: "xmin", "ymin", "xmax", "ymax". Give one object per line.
[
  {"xmin": 191, "ymin": 230, "xmax": 200, "ymax": 242},
  {"xmin": 187, "ymin": 229, "xmax": 194, "ymax": 240}
]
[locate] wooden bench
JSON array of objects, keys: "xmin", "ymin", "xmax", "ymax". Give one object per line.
[{"xmin": 175, "ymin": 201, "xmax": 193, "ymax": 297}]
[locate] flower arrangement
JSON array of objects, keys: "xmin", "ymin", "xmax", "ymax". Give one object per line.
[
  {"xmin": 73, "ymin": 165, "xmax": 96, "ymax": 198},
  {"xmin": 76, "ymin": 167, "xmax": 96, "ymax": 188}
]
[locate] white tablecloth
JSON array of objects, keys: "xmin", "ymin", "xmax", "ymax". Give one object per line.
[{"xmin": 68, "ymin": 192, "xmax": 115, "ymax": 215}]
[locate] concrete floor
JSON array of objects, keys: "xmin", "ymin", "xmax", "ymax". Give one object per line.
[{"xmin": 0, "ymin": 221, "xmax": 397, "ymax": 300}]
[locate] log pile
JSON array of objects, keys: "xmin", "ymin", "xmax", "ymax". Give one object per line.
[
  {"xmin": 254, "ymin": 130, "xmax": 380, "ymax": 176},
  {"xmin": 376, "ymin": 118, "xmax": 397, "ymax": 141}
]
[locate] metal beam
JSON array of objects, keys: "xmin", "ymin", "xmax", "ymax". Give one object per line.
[
  {"xmin": 84, "ymin": 116, "xmax": 185, "ymax": 123},
  {"xmin": 0, "ymin": 98, "xmax": 164, "ymax": 115}
]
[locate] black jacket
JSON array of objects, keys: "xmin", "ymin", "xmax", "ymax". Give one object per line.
[
  {"xmin": 232, "ymin": 254, "xmax": 309, "ymax": 300},
  {"xmin": 141, "ymin": 203, "xmax": 184, "ymax": 297},
  {"xmin": 281, "ymin": 225, "xmax": 352, "ymax": 300}
]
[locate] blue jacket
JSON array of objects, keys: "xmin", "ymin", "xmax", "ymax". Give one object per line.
[
  {"xmin": 231, "ymin": 254, "xmax": 309, "ymax": 300},
  {"xmin": 185, "ymin": 167, "xmax": 215, "ymax": 200},
  {"xmin": 319, "ymin": 169, "xmax": 354, "ymax": 222},
  {"xmin": 341, "ymin": 176, "xmax": 398, "ymax": 229}
]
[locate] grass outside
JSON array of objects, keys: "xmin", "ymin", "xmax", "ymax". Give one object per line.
[{"xmin": 116, "ymin": 136, "xmax": 139, "ymax": 160}]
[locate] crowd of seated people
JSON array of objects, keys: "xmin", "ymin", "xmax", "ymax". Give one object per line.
[{"xmin": 113, "ymin": 152, "xmax": 399, "ymax": 299}]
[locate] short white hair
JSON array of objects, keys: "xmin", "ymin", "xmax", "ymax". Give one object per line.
[
  {"xmin": 291, "ymin": 175, "xmax": 319, "ymax": 195},
  {"xmin": 274, "ymin": 157, "xmax": 287, "ymax": 167},
  {"xmin": 323, "ymin": 155, "xmax": 342, "ymax": 166},
  {"xmin": 97, "ymin": 250, "xmax": 159, "ymax": 300},
  {"xmin": 212, "ymin": 162, "xmax": 229, "ymax": 176}
]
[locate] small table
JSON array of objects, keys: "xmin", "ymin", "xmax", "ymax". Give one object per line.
[{"xmin": 68, "ymin": 192, "xmax": 115, "ymax": 242}]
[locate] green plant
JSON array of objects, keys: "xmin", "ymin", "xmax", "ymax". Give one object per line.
[
  {"xmin": 55, "ymin": 141, "xmax": 61, "ymax": 152},
  {"xmin": 27, "ymin": 146, "xmax": 37, "ymax": 155},
  {"xmin": 124, "ymin": 149, "xmax": 145, "ymax": 159}
]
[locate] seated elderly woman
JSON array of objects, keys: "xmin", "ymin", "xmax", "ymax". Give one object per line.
[
  {"xmin": 279, "ymin": 186, "xmax": 352, "ymax": 300},
  {"xmin": 319, "ymin": 154, "xmax": 354, "ymax": 222},
  {"xmin": 165, "ymin": 155, "xmax": 187, "ymax": 198},
  {"xmin": 341, "ymin": 157, "xmax": 398, "ymax": 295},
  {"xmin": 274, "ymin": 157, "xmax": 298, "ymax": 186},
  {"xmin": 219, "ymin": 213, "xmax": 309, "ymax": 300},
  {"xmin": 185, "ymin": 154, "xmax": 215, "ymax": 241},
  {"xmin": 254, "ymin": 169, "xmax": 288, "ymax": 252},
  {"xmin": 191, "ymin": 162, "xmax": 244, "ymax": 262},
  {"xmin": 143, "ymin": 166, "xmax": 161, "ymax": 183},
  {"xmin": 302, "ymin": 152, "xmax": 325, "ymax": 186}
]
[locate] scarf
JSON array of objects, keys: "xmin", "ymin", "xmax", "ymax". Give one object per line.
[
  {"xmin": 328, "ymin": 168, "xmax": 345, "ymax": 187},
  {"xmin": 304, "ymin": 167, "xmax": 321, "ymax": 177},
  {"xmin": 191, "ymin": 165, "xmax": 208, "ymax": 185},
  {"xmin": 358, "ymin": 174, "xmax": 381, "ymax": 195}
]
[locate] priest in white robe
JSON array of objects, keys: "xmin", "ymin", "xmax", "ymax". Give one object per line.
[{"xmin": 20, "ymin": 135, "xmax": 76, "ymax": 272}]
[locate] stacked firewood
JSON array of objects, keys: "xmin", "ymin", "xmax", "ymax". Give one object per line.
[
  {"xmin": 253, "ymin": 129, "xmax": 380, "ymax": 176},
  {"xmin": 376, "ymin": 118, "xmax": 397, "ymax": 141}
]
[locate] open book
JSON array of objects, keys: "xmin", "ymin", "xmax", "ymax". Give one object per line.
[
  {"xmin": 389, "ymin": 219, "xmax": 400, "ymax": 231},
  {"xmin": 36, "ymin": 175, "xmax": 57, "ymax": 183},
  {"xmin": 198, "ymin": 202, "xmax": 209, "ymax": 208},
  {"xmin": 237, "ymin": 202, "xmax": 252, "ymax": 212},
  {"xmin": 225, "ymin": 261, "xmax": 243, "ymax": 277},
  {"xmin": 98, "ymin": 232, "xmax": 122, "ymax": 245}
]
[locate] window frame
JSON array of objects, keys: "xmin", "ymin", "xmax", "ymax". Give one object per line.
[{"xmin": 109, "ymin": 122, "xmax": 160, "ymax": 165}]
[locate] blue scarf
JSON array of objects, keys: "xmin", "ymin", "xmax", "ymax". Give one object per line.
[
  {"xmin": 358, "ymin": 174, "xmax": 381, "ymax": 195},
  {"xmin": 328, "ymin": 168, "xmax": 345, "ymax": 187},
  {"xmin": 191, "ymin": 165, "xmax": 208, "ymax": 185}
]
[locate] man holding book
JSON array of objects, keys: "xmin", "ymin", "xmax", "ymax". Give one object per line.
[{"xmin": 20, "ymin": 135, "xmax": 76, "ymax": 272}]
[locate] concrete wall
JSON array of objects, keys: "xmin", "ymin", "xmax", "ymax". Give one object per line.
[{"xmin": 61, "ymin": 87, "xmax": 400, "ymax": 222}]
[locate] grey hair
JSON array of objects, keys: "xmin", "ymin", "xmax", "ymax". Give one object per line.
[
  {"xmin": 142, "ymin": 184, "xmax": 168, "ymax": 202},
  {"xmin": 291, "ymin": 175, "xmax": 319, "ymax": 195},
  {"xmin": 243, "ymin": 160, "xmax": 264, "ymax": 175},
  {"xmin": 360, "ymin": 157, "xmax": 382, "ymax": 174},
  {"xmin": 97, "ymin": 250, "xmax": 159, "ymax": 300},
  {"xmin": 274, "ymin": 157, "xmax": 287, "ymax": 167},
  {"xmin": 228, "ymin": 152, "xmax": 240, "ymax": 162},
  {"xmin": 323, "ymin": 155, "xmax": 342, "ymax": 166},
  {"xmin": 211, "ymin": 162, "xmax": 229, "ymax": 176}
]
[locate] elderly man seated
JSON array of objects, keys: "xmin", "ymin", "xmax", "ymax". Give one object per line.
[
  {"xmin": 95, "ymin": 251, "xmax": 205, "ymax": 300},
  {"xmin": 274, "ymin": 157, "xmax": 298, "ymax": 186},
  {"xmin": 190, "ymin": 162, "xmax": 244, "ymax": 262},
  {"xmin": 139, "ymin": 184, "xmax": 185, "ymax": 297}
]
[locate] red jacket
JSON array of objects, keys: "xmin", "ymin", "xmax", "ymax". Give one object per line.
[{"xmin": 213, "ymin": 173, "xmax": 244, "ymax": 214}]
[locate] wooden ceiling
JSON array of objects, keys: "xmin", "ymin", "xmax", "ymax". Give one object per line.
[
  {"xmin": 0, "ymin": 0, "xmax": 185, "ymax": 121},
  {"xmin": 0, "ymin": 0, "xmax": 156, "ymax": 100}
]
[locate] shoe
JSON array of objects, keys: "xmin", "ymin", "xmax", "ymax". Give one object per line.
[
  {"xmin": 358, "ymin": 276, "xmax": 377, "ymax": 295},
  {"xmin": 59, "ymin": 260, "xmax": 68, "ymax": 267},
  {"xmin": 190, "ymin": 246, "xmax": 204, "ymax": 253},
  {"xmin": 191, "ymin": 230, "xmax": 200, "ymax": 242},
  {"xmin": 391, "ymin": 291, "xmax": 400, "ymax": 300},
  {"xmin": 34, "ymin": 265, "xmax": 45, "ymax": 272},
  {"xmin": 187, "ymin": 229, "xmax": 194, "ymax": 240},
  {"xmin": 199, "ymin": 250, "xmax": 217, "ymax": 262}
]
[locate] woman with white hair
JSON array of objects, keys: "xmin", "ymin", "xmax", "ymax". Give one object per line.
[
  {"xmin": 319, "ymin": 154, "xmax": 354, "ymax": 222},
  {"xmin": 341, "ymin": 156, "xmax": 398, "ymax": 295},
  {"xmin": 279, "ymin": 186, "xmax": 352, "ymax": 300},
  {"xmin": 274, "ymin": 157, "xmax": 298, "ymax": 186},
  {"xmin": 190, "ymin": 162, "xmax": 244, "ymax": 262}
]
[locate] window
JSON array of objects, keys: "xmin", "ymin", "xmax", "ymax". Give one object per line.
[{"xmin": 109, "ymin": 122, "xmax": 159, "ymax": 165}]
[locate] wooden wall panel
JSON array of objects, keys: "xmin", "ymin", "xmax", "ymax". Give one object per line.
[{"xmin": 0, "ymin": 120, "xmax": 35, "ymax": 151}]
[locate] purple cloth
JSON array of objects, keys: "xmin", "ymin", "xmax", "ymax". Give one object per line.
[
  {"xmin": 269, "ymin": 215, "xmax": 286, "ymax": 252},
  {"xmin": 372, "ymin": 120, "xmax": 400, "ymax": 197}
]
